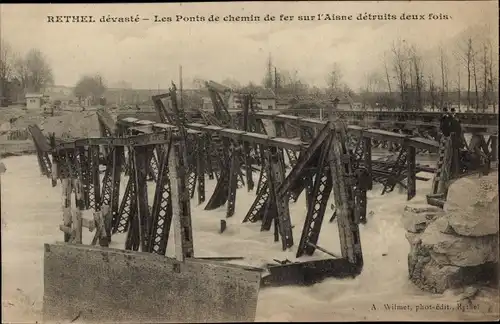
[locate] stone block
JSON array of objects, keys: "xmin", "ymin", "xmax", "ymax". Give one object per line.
[
  {"xmin": 402, "ymin": 203, "xmax": 444, "ymax": 233},
  {"xmin": 43, "ymin": 243, "xmax": 262, "ymax": 323},
  {"xmin": 420, "ymin": 221, "xmax": 498, "ymax": 267}
]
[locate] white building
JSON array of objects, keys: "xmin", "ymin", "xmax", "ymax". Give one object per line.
[
  {"xmin": 232, "ymin": 89, "xmax": 277, "ymax": 110},
  {"xmin": 254, "ymin": 89, "xmax": 277, "ymax": 110},
  {"xmin": 201, "ymin": 84, "xmax": 277, "ymax": 111},
  {"xmin": 202, "ymin": 96, "xmax": 213, "ymax": 110},
  {"xmin": 25, "ymin": 93, "xmax": 44, "ymax": 110},
  {"xmin": 329, "ymin": 93, "xmax": 354, "ymax": 111}
]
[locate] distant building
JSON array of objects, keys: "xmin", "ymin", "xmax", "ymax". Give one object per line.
[
  {"xmin": 253, "ymin": 89, "xmax": 276, "ymax": 110},
  {"xmin": 329, "ymin": 93, "xmax": 354, "ymax": 111},
  {"xmin": 276, "ymin": 99, "xmax": 291, "ymax": 110},
  {"xmin": 352, "ymin": 102, "xmax": 363, "ymax": 110},
  {"xmin": 228, "ymin": 88, "xmax": 276, "ymax": 110},
  {"xmin": 25, "ymin": 93, "xmax": 44, "ymax": 110},
  {"xmin": 45, "ymin": 85, "xmax": 73, "ymax": 96},
  {"xmin": 44, "ymin": 85, "xmax": 77, "ymax": 103},
  {"xmin": 202, "ymin": 96, "xmax": 213, "ymax": 110}
]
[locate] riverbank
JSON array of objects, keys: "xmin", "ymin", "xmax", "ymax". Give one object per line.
[{"xmin": 0, "ymin": 140, "xmax": 36, "ymax": 158}]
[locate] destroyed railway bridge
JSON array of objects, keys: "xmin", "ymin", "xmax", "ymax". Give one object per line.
[{"xmin": 28, "ymin": 83, "xmax": 498, "ymax": 323}]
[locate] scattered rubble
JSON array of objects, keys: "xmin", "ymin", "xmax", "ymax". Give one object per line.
[{"xmin": 38, "ymin": 112, "xmax": 101, "ymax": 138}]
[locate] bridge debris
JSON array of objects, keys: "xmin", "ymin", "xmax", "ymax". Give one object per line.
[{"xmin": 25, "ymin": 81, "xmax": 498, "ymax": 322}]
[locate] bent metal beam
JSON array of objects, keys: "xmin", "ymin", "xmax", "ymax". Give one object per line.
[
  {"xmin": 115, "ymin": 118, "xmax": 309, "ymax": 151},
  {"xmin": 252, "ymin": 111, "xmax": 441, "ymax": 151},
  {"xmin": 44, "ymin": 125, "xmax": 264, "ymax": 323}
]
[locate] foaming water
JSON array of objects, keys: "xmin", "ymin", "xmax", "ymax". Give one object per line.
[{"xmin": 1, "ymin": 155, "xmax": 498, "ymax": 322}]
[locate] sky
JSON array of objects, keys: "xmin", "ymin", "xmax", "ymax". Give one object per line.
[{"xmin": 1, "ymin": 1, "xmax": 498, "ymax": 90}]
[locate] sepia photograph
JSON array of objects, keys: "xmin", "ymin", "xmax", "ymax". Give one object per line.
[{"xmin": 0, "ymin": 1, "xmax": 498, "ymax": 322}]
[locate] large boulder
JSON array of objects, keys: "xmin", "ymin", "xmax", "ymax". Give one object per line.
[
  {"xmin": 401, "ymin": 204, "xmax": 444, "ymax": 233},
  {"xmin": 406, "ymin": 224, "xmax": 498, "ymax": 293},
  {"xmin": 444, "ymin": 172, "xmax": 499, "ymax": 236},
  {"xmin": 406, "ymin": 231, "xmax": 478, "ymax": 294},
  {"xmin": 420, "ymin": 260, "xmax": 463, "ymax": 293},
  {"xmin": 405, "ymin": 172, "xmax": 499, "ymax": 294},
  {"xmin": 418, "ymin": 259, "xmax": 495, "ymax": 294},
  {"xmin": 420, "ymin": 219, "xmax": 498, "ymax": 267}
]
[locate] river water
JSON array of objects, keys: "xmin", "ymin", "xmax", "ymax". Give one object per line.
[{"xmin": 1, "ymin": 155, "xmax": 498, "ymax": 322}]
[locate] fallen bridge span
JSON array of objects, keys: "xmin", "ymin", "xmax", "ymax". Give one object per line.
[{"xmin": 28, "ymin": 84, "xmax": 491, "ymax": 323}]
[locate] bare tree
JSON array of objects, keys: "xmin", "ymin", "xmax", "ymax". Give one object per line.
[
  {"xmin": 451, "ymin": 47, "xmax": 462, "ymax": 111},
  {"xmin": 391, "ymin": 40, "xmax": 409, "ymax": 110},
  {"xmin": 274, "ymin": 67, "xmax": 280, "ymax": 95},
  {"xmin": 12, "ymin": 48, "xmax": 54, "ymax": 93},
  {"xmin": 74, "ymin": 74, "xmax": 107, "ymax": 104},
  {"xmin": 342, "ymin": 84, "xmax": 355, "ymax": 99},
  {"xmin": 428, "ymin": 74, "xmax": 437, "ymax": 111},
  {"xmin": 280, "ymin": 69, "xmax": 308, "ymax": 99},
  {"xmin": 472, "ymin": 46, "xmax": 479, "ymax": 111},
  {"xmin": 291, "ymin": 70, "xmax": 309, "ymax": 98},
  {"xmin": 309, "ymin": 86, "xmax": 323, "ymax": 100},
  {"xmin": 480, "ymin": 42, "xmax": 489, "ymax": 111},
  {"xmin": 325, "ymin": 62, "xmax": 343, "ymax": 94},
  {"xmin": 409, "ymin": 45, "xmax": 424, "ymax": 110},
  {"xmin": 460, "ymin": 38, "xmax": 474, "ymax": 110},
  {"xmin": 383, "ymin": 51, "xmax": 392, "ymax": 94},
  {"xmin": 262, "ymin": 54, "xmax": 273, "ymax": 89},
  {"xmin": 488, "ymin": 38, "xmax": 497, "ymax": 112},
  {"xmin": 0, "ymin": 39, "xmax": 13, "ymax": 93},
  {"xmin": 439, "ymin": 45, "xmax": 449, "ymax": 108},
  {"xmin": 24, "ymin": 49, "xmax": 54, "ymax": 92},
  {"xmin": 360, "ymin": 74, "xmax": 371, "ymax": 111},
  {"xmin": 13, "ymin": 55, "xmax": 29, "ymax": 91},
  {"xmin": 360, "ymin": 71, "xmax": 383, "ymax": 110}
]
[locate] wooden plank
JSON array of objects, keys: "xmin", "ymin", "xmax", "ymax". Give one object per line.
[
  {"xmin": 96, "ymin": 110, "xmax": 117, "ymax": 134},
  {"xmin": 129, "ymin": 125, "xmax": 153, "ymax": 133},
  {"xmin": 168, "ymin": 140, "xmax": 194, "ymax": 260},
  {"xmin": 409, "ymin": 137, "xmax": 440, "ymax": 151},
  {"xmin": 491, "ymin": 135, "xmax": 498, "ymax": 161},
  {"xmin": 363, "ymin": 137, "xmax": 373, "ymax": 190},
  {"xmin": 406, "ymin": 145, "xmax": 417, "ymax": 200},
  {"xmin": 327, "ymin": 120, "xmax": 360, "ymax": 265},
  {"xmin": 28, "ymin": 125, "xmax": 52, "ymax": 152}
]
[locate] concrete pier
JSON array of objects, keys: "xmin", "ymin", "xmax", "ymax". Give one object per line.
[{"xmin": 43, "ymin": 243, "xmax": 262, "ymax": 323}]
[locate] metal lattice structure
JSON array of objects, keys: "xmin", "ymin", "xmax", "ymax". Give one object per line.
[{"xmin": 29, "ymin": 80, "xmax": 498, "ymax": 287}]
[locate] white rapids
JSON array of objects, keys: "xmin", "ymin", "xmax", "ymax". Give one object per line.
[{"xmin": 1, "ymin": 155, "xmax": 498, "ymax": 322}]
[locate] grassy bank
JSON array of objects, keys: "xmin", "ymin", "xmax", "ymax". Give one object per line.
[{"xmin": 0, "ymin": 140, "xmax": 36, "ymax": 158}]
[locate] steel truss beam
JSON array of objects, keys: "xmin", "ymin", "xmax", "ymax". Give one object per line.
[{"xmin": 251, "ymin": 112, "xmax": 440, "ymax": 151}]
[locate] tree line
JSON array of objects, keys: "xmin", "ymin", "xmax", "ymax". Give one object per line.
[
  {"xmin": 73, "ymin": 74, "xmax": 107, "ymax": 105},
  {"xmin": 0, "ymin": 38, "xmax": 54, "ymax": 102},
  {"xmin": 201, "ymin": 24, "xmax": 498, "ymax": 113},
  {"xmin": 3, "ymin": 24, "xmax": 496, "ymax": 112},
  {"xmin": 373, "ymin": 29, "xmax": 498, "ymax": 112},
  {"xmin": 0, "ymin": 38, "xmax": 108, "ymax": 106}
]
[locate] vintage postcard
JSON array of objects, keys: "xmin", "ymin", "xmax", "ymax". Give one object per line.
[{"xmin": 1, "ymin": 1, "xmax": 498, "ymax": 323}]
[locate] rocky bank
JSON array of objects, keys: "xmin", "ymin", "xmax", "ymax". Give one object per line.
[{"xmin": 403, "ymin": 172, "xmax": 499, "ymax": 293}]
